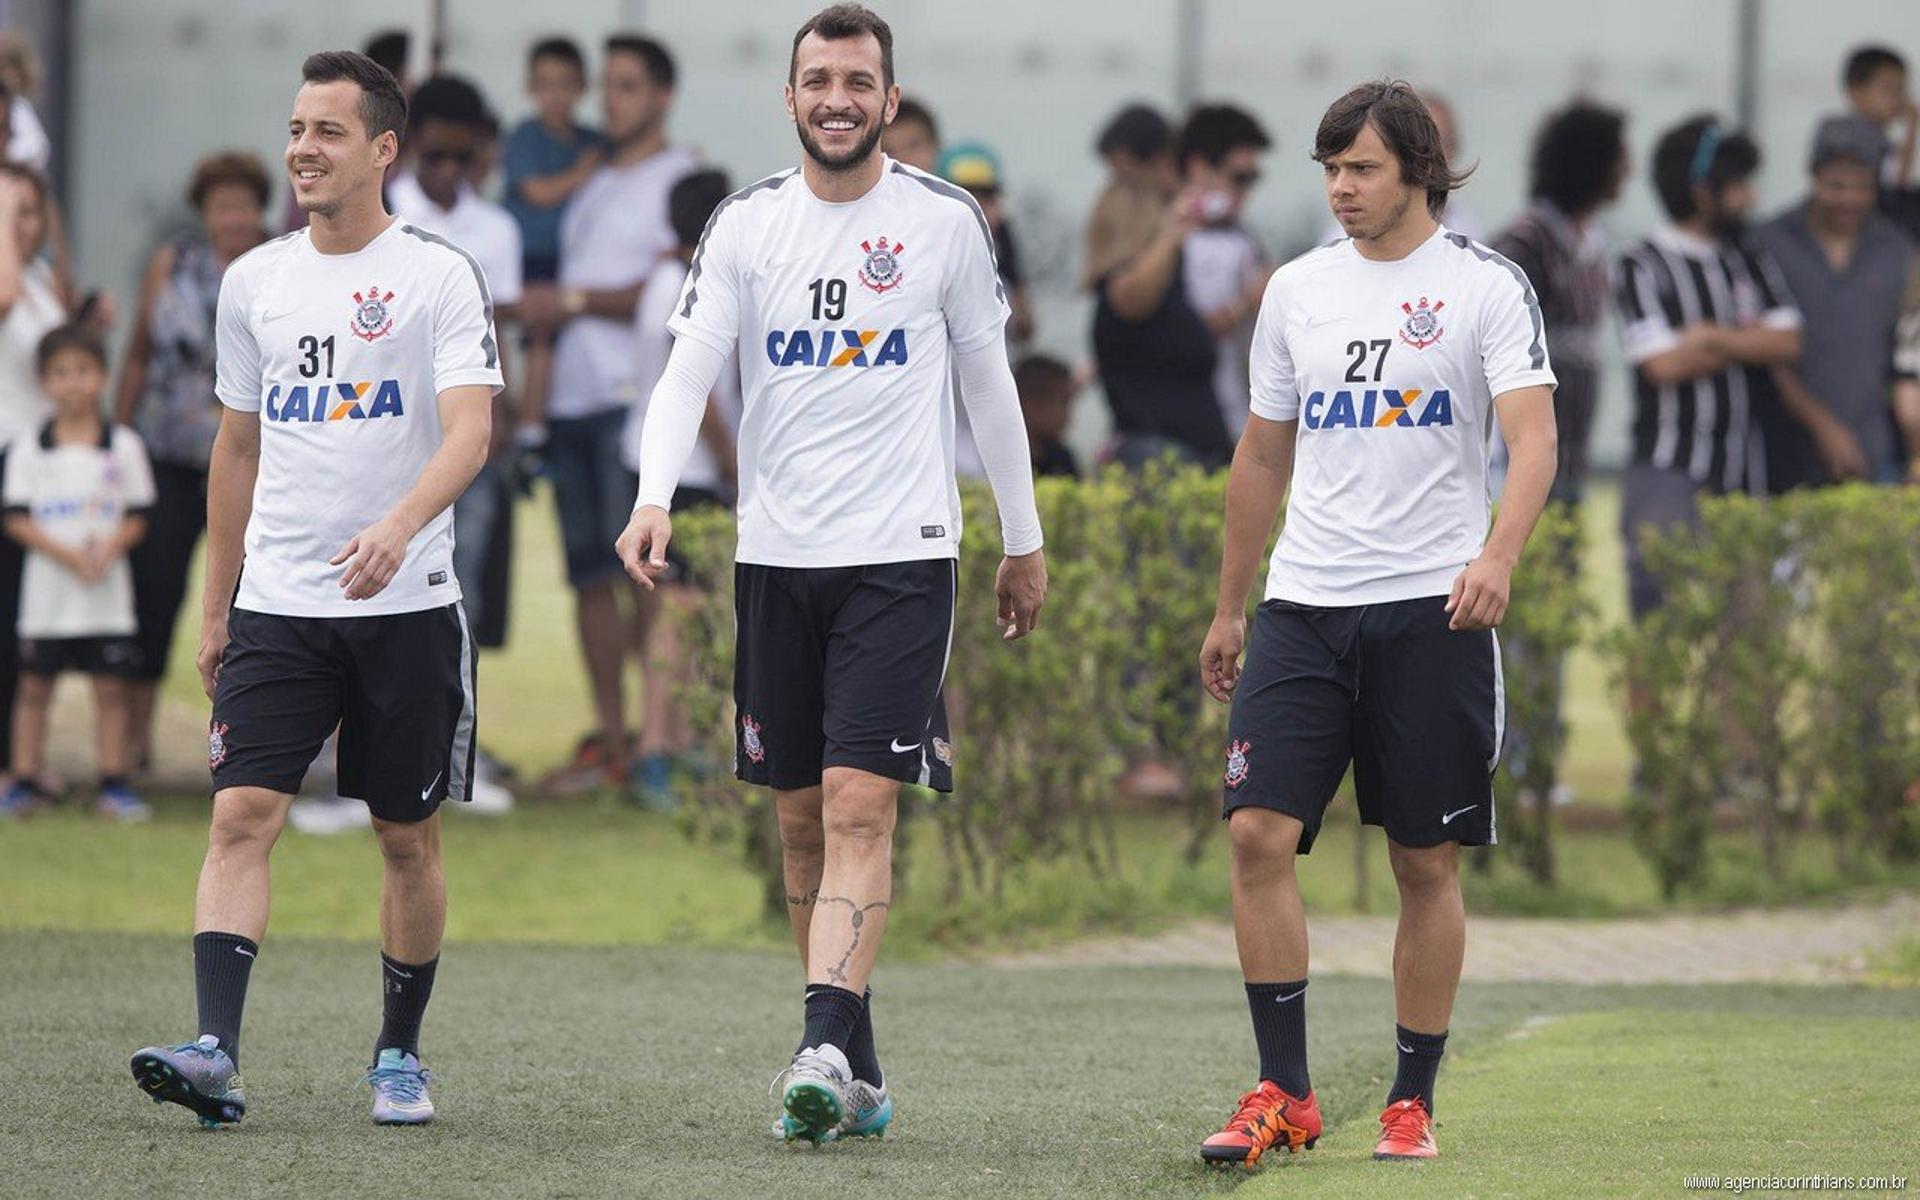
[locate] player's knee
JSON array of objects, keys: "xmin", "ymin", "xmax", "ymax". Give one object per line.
[
  {"xmin": 1228, "ymin": 808, "xmax": 1300, "ymax": 869},
  {"xmin": 373, "ymin": 818, "xmax": 440, "ymax": 870},
  {"xmin": 778, "ymin": 809, "xmax": 827, "ymax": 857},
  {"xmin": 207, "ymin": 790, "xmax": 287, "ymax": 853},
  {"xmin": 1387, "ymin": 841, "xmax": 1457, "ymax": 892},
  {"xmin": 821, "ymin": 798, "xmax": 896, "ymax": 847}
]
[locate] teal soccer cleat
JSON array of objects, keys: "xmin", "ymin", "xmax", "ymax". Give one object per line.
[{"xmin": 365, "ymin": 1048, "xmax": 436, "ymax": 1125}]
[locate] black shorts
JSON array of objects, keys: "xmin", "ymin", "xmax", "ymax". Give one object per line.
[
  {"xmin": 734, "ymin": 559, "xmax": 955, "ymax": 793},
  {"xmin": 19, "ymin": 634, "xmax": 143, "ymax": 678},
  {"xmin": 209, "ymin": 604, "xmax": 477, "ymax": 822},
  {"xmin": 1221, "ymin": 596, "xmax": 1502, "ymax": 853}
]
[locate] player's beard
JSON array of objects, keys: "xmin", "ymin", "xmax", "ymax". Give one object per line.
[
  {"xmin": 797, "ymin": 112, "xmax": 884, "ymax": 174},
  {"xmin": 1352, "ymin": 187, "xmax": 1416, "ymax": 243}
]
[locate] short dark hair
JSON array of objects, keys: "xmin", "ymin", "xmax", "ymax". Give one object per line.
[
  {"xmin": 1844, "ymin": 45, "xmax": 1906, "ymax": 90},
  {"xmin": 1178, "ymin": 103, "xmax": 1271, "ymax": 169},
  {"xmin": 790, "ymin": 4, "xmax": 894, "ymax": 88},
  {"xmin": 669, "ymin": 169, "xmax": 731, "ymax": 249},
  {"xmin": 0, "ymin": 160, "xmax": 47, "ymax": 206},
  {"xmin": 529, "ymin": 36, "xmax": 586, "ymax": 77},
  {"xmin": 35, "ymin": 323, "xmax": 107, "ymax": 376},
  {"xmin": 1014, "ymin": 353, "xmax": 1073, "ymax": 401},
  {"xmin": 1096, "ymin": 102, "xmax": 1171, "ymax": 160},
  {"xmin": 301, "ymin": 50, "xmax": 409, "ymax": 142},
  {"xmin": 1529, "ymin": 101, "xmax": 1626, "ymax": 216},
  {"xmin": 1651, "ymin": 114, "xmax": 1759, "ymax": 221},
  {"xmin": 408, "ymin": 74, "xmax": 490, "ymax": 136},
  {"xmin": 893, "ymin": 96, "xmax": 939, "ymax": 141},
  {"xmin": 606, "ymin": 34, "xmax": 676, "ymax": 88},
  {"xmin": 1312, "ymin": 80, "xmax": 1471, "ymax": 216},
  {"xmin": 187, "ymin": 151, "xmax": 272, "ymax": 211},
  {"xmin": 363, "ymin": 30, "xmax": 409, "ymax": 80}
]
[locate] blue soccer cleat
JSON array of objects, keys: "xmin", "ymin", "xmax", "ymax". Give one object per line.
[
  {"xmin": 365, "ymin": 1048, "xmax": 435, "ymax": 1125},
  {"xmin": 130, "ymin": 1035, "xmax": 246, "ymax": 1128}
]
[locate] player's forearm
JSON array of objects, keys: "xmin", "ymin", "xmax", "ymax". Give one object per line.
[
  {"xmin": 1483, "ymin": 418, "xmax": 1557, "ymax": 567},
  {"xmin": 954, "ymin": 337, "xmax": 1044, "ymax": 555},
  {"xmin": 200, "ymin": 435, "xmax": 257, "ymax": 623},
  {"xmin": 1215, "ymin": 439, "xmax": 1291, "ymax": 618},
  {"xmin": 386, "ymin": 406, "xmax": 491, "ymax": 538},
  {"xmin": 635, "ymin": 337, "xmax": 728, "ymax": 510}
]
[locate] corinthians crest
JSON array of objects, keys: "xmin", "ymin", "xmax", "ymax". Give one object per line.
[
  {"xmin": 1224, "ymin": 739, "xmax": 1251, "ymax": 788},
  {"xmin": 857, "ymin": 236, "xmax": 905, "ymax": 294},
  {"xmin": 350, "ymin": 284, "xmax": 396, "ymax": 343},
  {"xmin": 741, "ymin": 714, "xmax": 766, "ymax": 764},
  {"xmin": 209, "ymin": 721, "xmax": 230, "ymax": 770},
  {"xmin": 1398, "ymin": 296, "xmax": 1445, "ymax": 350}
]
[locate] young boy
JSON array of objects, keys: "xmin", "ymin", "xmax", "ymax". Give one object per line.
[
  {"xmin": 1843, "ymin": 44, "xmax": 1920, "ymax": 236},
  {"xmin": 1014, "ymin": 353, "xmax": 1082, "ymax": 479},
  {"xmin": 1, "ymin": 324, "xmax": 154, "ymax": 820}
]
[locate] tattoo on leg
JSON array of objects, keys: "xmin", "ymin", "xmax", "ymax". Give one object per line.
[
  {"xmin": 816, "ymin": 894, "xmax": 890, "ymax": 987},
  {"xmin": 785, "ymin": 887, "xmax": 819, "ymax": 908}
]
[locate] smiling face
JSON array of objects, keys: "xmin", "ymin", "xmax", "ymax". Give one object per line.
[
  {"xmin": 286, "ymin": 79, "xmax": 396, "ymax": 219},
  {"xmin": 1323, "ymin": 120, "xmax": 1418, "ymax": 241},
  {"xmin": 786, "ymin": 30, "xmax": 897, "ymax": 173}
]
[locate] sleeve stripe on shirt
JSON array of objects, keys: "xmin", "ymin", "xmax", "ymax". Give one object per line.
[
  {"xmin": 399, "ymin": 223, "xmax": 499, "ymax": 371},
  {"xmin": 889, "ymin": 162, "xmax": 1006, "ymax": 303},
  {"xmin": 679, "ymin": 171, "xmax": 794, "ymax": 320},
  {"xmin": 1444, "ymin": 231, "xmax": 1546, "ymax": 371}
]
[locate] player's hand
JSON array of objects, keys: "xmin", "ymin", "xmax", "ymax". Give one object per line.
[
  {"xmin": 1199, "ymin": 611, "xmax": 1247, "ymax": 703},
  {"xmin": 995, "ymin": 548, "xmax": 1046, "ymax": 641},
  {"xmin": 616, "ymin": 504, "xmax": 673, "ymax": 591},
  {"xmin": 1446, "ymin": 554, "xmax": 1514, "ymax": 631},
  {"xmin": 196, "ymin": 614, "xmax": 230, "ymax": 700},
  {"xmin": 330, "ymin": 513, "xmax": 415, "ymax": 601},
  {"xmin": 1812, "ymin": 415, "xmax": 1870, "ymax": 482}
]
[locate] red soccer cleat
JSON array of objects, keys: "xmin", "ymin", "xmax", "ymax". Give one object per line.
[
  {"xmin": 1200, "ymin": 1081, "xmax": 1322, "ymax": 1168},
  {"xmin": 1373, "ymin": 1096, "xmax": 1439, "ymax": 1160}
]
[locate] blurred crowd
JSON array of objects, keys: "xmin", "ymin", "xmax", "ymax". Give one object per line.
[{"xmin": 2, "ymin": 23, "xmax": 1919, "ymax": 824}]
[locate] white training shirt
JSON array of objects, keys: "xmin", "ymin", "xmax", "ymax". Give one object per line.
[
  {"xmin": 620, "ymin": 254, "xmax": 739, "ymax": 491},
  {"xmin": 548, "ymin": 146, "xmax": 700, "ymax": 420},
  {"xmin": 663, "ymin": 158, "xmax": 1013, "ymax": 568},
  {"xmin": 4, "ymin": 422, "xmax": 156, "ymax": 638},
  {"xmin": 1250, "ymin": 226, "xmax": 1556, "ymax": 606},
  {"xmin": 214, "ymin": 219, "xmax": 505, "ymax": 618},
  {"xmin": 388, "ymin": 173, "xmax": 525, "ymax": 307}
]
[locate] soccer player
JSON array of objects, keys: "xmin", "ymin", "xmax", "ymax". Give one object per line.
[
  {"xmin": 614, "ymin": 3, "xmax": 1046, "ymax": 1146},
  {"xmin": 1196, "ymin": 81, "xmax": 1557, "ymax": 1167},
  {"xmin": 129, "ymin": 50, "xmax": 502, "ymax": 1129}
]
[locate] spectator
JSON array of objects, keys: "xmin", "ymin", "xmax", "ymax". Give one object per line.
[
  {"xmin": 1613, "ymin": 116, "xmax": 1801, "ymax": 619},
  {"xmin": 1896, "ymin": 263, "xmax": 1920, "ymax": 481},
  {"xmin": 1014, "ymin": 353, "xmax": 1080, "ymax": 478},
  {"xmin": 113, "ymin": 151, "xmax": 270, "ymax": 775},
  {"xmin": 938, "ymin": 142, "xmax": 1034, "ymax": 344},
  {"xmin": 1095, "ymin": 102, "xmax": 1177, "ymax": 194},
  {"xmin": 364, "ymin": 29, "xmax": 414, "ymax": 96},
  {"xmin": 1842, "ymin": 45, "xmax": 1919, "ymax": 238},
  {"xmin": 1755, "ymin": 117, "xmax": 1915, "ymax": 489},
  {"xmin": 519, "ymin": 34, "xmax": 697, "ymax": 792},
  {"xmin": 1491, "ymin": 101, "xmax": 1628, "ymax": 504},
  {"xmin": 1175, "ymin": 103, "xmax": 1272, "ymax": 440},
  {"xmin": 1083, "ymin": 103, "xmax": 1178, "ymax": 292},
  {"xmin": 0, "ymin": 34, "xmax": 50, "ymax": 173},
  {"xmin": 618, "ymin": 168, "xmax": 736, "ymax": 809},
  {"xmin": 1, "ymin": 325, "xmax": 154, "ymax": 820},
  {"xmin": 884, "ymin": 96, "xmax": 940, "ymax": 171}
]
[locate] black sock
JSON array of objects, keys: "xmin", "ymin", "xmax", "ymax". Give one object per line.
[
  {"xmin": 801, "ymin": 984, "xmax": 864, "ymax": 1056},
  {"xmin": 1244, "ymin": 980, "xmax": 1310, "ymax": 1097},
  {"xmin": 99, "ymin": 773, "xmax": 129, "ymax": 792},
  {"xmin": 192, "ymin": 931, "xmax": 258, "ymax": 1066},
  {"xmin": 845, "ymin": 988, "xmax": 882, "ymax": 1087},
  {"xmin": 375, "ymin": 953, "xmax": 439, "ymax": 1060},
  {"xmin": 1387, "ymin": 1024, "xmax": 1448, "ymax": 1114}
]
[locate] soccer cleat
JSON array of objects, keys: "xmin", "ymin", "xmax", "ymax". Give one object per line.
[
  {"xmin": 771, "ymin": 1045, "xmax": 850, "ymax": 1145},
  {"xmin": 365, "ymin": 1048, "xmax": 435, "ymax": 1125},
  {"xmin": 97, "ymin": 783, "xmax": 152, "ymax": 823},
  {"xmin": 771, "ymin": 1078, "xmax": 892, "ymax": 1144},
  {"xmin": 1, "ymin": 779, "xmax": 48, "ymax": 818},
  {"xmin": 1373, "ymin": 1096, "xmax": 1438, "ymax": 1160},
  {"xmin": 130, "ymin": 1035, "xmax": 246, "ymax": 1128},
  {"xmin": 1200, "ymin": 1081, "xmax": 1322, "ymax": 1168}
]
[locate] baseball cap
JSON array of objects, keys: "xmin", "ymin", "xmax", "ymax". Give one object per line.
[{"xmin": 939, "ymin": 142, "xmax": 1003, "ymax": 193}]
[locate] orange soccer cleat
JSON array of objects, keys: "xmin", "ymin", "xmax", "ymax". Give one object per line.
[
  {"xmin": 1199, "ymin": 1081, "xmax": 1322, "ymax": 1168},
  {"xmin": 1373, "ymin": 1096, "xmax": 1439, "ymax": 1160}
]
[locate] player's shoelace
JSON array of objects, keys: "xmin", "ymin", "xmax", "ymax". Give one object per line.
[
  {"xmin": 769, "ymin": 1050, "xmax": 841, "ymax": 1098},
  {"xmin": 169, "ymin": 1039, "xmax": 223, "ymax": 1061},
  {"xmin": 1226, "ymin": 1087, "xmax": 1282, "ymax": 1136},
  {"xmin": 365, "ymin": 1063, "xmax": 431, "ymax": 1103},
  {"xmin": 1380, "ymin": 1099, "xmax": 1429, "ymax": 1142}
]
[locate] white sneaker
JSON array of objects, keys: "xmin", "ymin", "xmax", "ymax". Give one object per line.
[{"xmin": 288, "ymin": 795, "xmax": 371, "ymax": 835}]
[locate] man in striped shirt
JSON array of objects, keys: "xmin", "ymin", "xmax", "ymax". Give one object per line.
[{"xmin": 1613, "ymin": 115, "xmax": 1802, "ymax": 617}]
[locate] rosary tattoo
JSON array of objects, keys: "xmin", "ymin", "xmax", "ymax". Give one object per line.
[{"xmin": 816, "ymin": 894, "xmax": 890, "ymax": 986}]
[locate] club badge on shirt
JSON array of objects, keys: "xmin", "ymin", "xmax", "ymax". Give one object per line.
[
  {"xmin": 858, "ymin": 237, "xmax": 906, "ymax": 294},
  {"xmin": 350, "ymin": 284, "xmax": 397, "ymax": 343},
  {"xmin": 1398, "ymin": 296, "xmax": 1445, "ymax": 350}
]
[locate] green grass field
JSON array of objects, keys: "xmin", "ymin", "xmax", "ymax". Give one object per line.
[{"xmin": 7, "ymin": 930, "xmax": 1913, "ymax": 1200}]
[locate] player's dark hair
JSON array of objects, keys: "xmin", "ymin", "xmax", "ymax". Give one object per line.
[
  {"xmin": 362, "ymin": 30, "xmax": 409, "ymax": 80},
  {"xmin": 1529, "ymin": 101, "xmax": 1626, "ymax": 217},
  {"xmin": 790, "ymin": 4, "xmax": 894, "ymax": 88},
  {"xmin": 407, "ymin": 74, "xmax": 490, "ymax": 136},
  {"xmin": 1312, "ymin": 79, "xmax": 1472, "ymax": 217},
  {"xmin": 1651, "ymin": 114, "xmax": 1759, "ymax": 221},
  {"xmin": 1096, "ymin": 103, "xmax": 1172, "ymax": 160},
  {"xmin": 301, "ymin": 50, "xmax": 409, "ymax": 143},
  {"xmin": 1013, "ymin": 353, "xmax": 1073, "ymax": 401},
  {"xmin": 669, "ymin": 169, "xmax": 731, "ymax": 248},
  {"xmin": 606, "ymin": 34, "xmax": 676, "ymax": 89},
  {"xmin": 1178, "ymin": 103, "xmax": 1271, "ymax": 169},
  {"xmin": 529, "ymin": 36, "xmax": 586, "ymax": 78},
  {"xmin": 893, "ymin": 96, "xmax": 938, "ymax": 142},
  {"xmin": 35, "ymin": 322, "xmax": 107, "ymax": 376},
  {"xmin": 187, "ymin": 151, "xmax": 271, "ymax": 211},
  {"xmin": 0, "ymin": 160, "xmax": 47, "ymax": 206},
  {"xmin": 1844, "ymin": 45, "xmax": 1906, "ymax": 90}
]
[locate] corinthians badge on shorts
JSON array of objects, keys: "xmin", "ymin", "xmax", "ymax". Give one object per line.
[
  {"xmin": 350, "ymin": 284, "xmax": 397, "ymax": 343},
  {"xmin": 857, "ymin": 237, "xmax": 905, "ymax": 294},
  {"xmin": 740, "ymin": 714, "xmax": 766, "ymax": 764},
  {"xmin": 1224, "ymin": 739, "xmax": 1251, "ymax": 789},
  {"xmin": 1398, "ymin": 296, "xmax": 1445, "ymax": 350}
]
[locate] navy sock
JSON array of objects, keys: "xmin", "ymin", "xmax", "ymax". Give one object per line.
[
  {"xmin": 192, "ymin": 931, "xmax": 258, "ymax": 1066},
  {"xmin": 801, "ymin": 984, "xmax": 864, "ymax": 1056},
  {"xmin": 1387, "ymin": 1024, "xmax": 1448, "ymax": 1114},
  {"xmin": 1244, "ymin": 980, "xmax": 1310, "ymax": 1097},
  {"xmin": 846, "ymin": 988, "xmax": 882, "ymax": 1086},
  {"xmin": 375, "ymin": 953, "xmax": 439, "ymax": 1060}
]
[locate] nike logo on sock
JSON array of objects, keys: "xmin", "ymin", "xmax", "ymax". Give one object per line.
[
  {"xmin": 386, "ymin": 966, "xmax": 413, "ymax": 979},
  {"xmin": 889, "ymin": 738, "xmax": 920, "ymax": 754},
  {"xmin": 234, "ymin": 947, "xmax": 255, "ymax": 958},
  {"xmin": 1440, "ymin": 804, "xmax": 1479, "ymax": 825},
  {"xmin": 1398, "ymin": 1041, "xmax": 1414, "ymax": 1054},
  {"xmin": 1274, "ymin": 987, "xmax": 1307, "ymax": 1003},
  {"xmin": 421, "ymin": 772, "xmax": 443, "ymax": 801}
]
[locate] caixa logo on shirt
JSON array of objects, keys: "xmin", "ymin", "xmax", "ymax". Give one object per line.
[
  {"xmin": 765, "ymin": 328, "xmax": 909, "ymax": 368},
  {"xmin": 1302, "ymin": 387, "xmax": 1453, "ymax": 430},
  {"xmin": 264, "ymin": 379, "xmax": 406, "ymax": 424}
]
